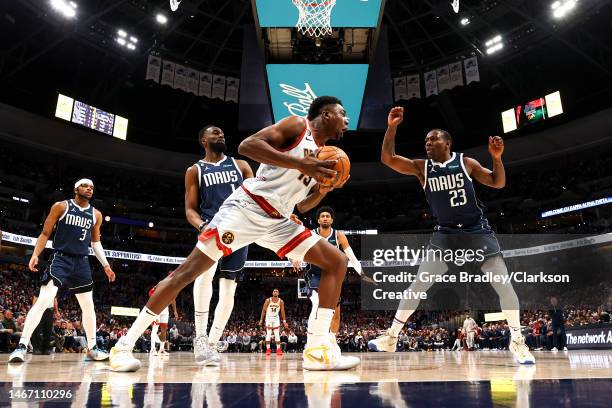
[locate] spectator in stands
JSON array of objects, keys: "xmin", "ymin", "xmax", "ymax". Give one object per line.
[
  {"xmin": 51, "ymin": 320, "xmax": 65, "ymax": 352},
  {"xmin": 2, "ymin": 310, "xmax": 21, "ymax": 349},
  {"xmin": 287, "ymin": 331, "xmax": 298, "ymax": 353},
  {"xmin": 227, "ymin": 331, "xmax": 237, "ymax": 352},
  {"xmin": 549, "ymin": 296, "xmax": 567, "ymax": 351},
  {"xmin": 450, "ymin": 329, "xmax": 462, "ymax": 351}
]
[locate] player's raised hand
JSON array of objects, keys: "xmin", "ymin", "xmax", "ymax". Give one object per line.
[
  {"xmin": 488, "ymin": 136, "xmax": 504, "ymax": 159},
  {"xmin": 104, "ymin": 265, "xmax": 116, "ymax": 282},
  {"xmin": 289, "ymin": 214, "xmax": 303, "ymax": 226},
  {"xmin": 299, "ymin": 154, "xmax": 337, "ymax": 184},
  {"xmin": 387, "ymin": 106, "xmax": 404, "ymax": 128},
  {"xmin": 28, "ymin": 255, "xmax": 39, "ymax": 272}
]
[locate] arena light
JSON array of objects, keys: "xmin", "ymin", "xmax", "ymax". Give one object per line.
[
  {"xmin": 552, "ymin": 0, "xmax": 577, "ymax": 19},
  {"xmin": 117, "ymin": 29, "xmax": 127, "ymax": 38},
  {"xmin": 126, "ymin": 43, "xmax": 136, "ymax": 50},
  {"xmin": 129, "ymin": 36, "xmax": 138, "ymax": 44},
  {"xmin": 50, "ymin": 0, "xmax": 77, "ymax": 19},
  {"xmin": 460, "ymin": 17, "xmax": 470, "ymax": 26},
  {"xmin": 486, "ymin": 43, "xmax": 504, "ymax": 55},
  {"xmin": 116, "ymin": 37, "xmax": 126, "ymax": 46},
  {"xmin": 485, "ymin": 35, "xmax": 503, "ymax": 55},
  {"xmin": 148, "ymin": 222, "xmax": 154, "ymax": 228},
  {"xmin": 156, "ymin": 13, "xmax": 168, "ymax": 25},
  {"xmin": 12, "ymin": 196, "xmax": 29, "ymax": 203}
]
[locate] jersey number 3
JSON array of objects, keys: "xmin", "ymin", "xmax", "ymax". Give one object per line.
[
  {"xmin": 449, "ymin": 189, "xmax": 467, "ymax": 207},
  {"xmin": 79, "ymin": 228, "xmax": 87, "ymax": 241}
]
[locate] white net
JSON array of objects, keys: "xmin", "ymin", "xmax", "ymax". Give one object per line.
[{"xmin": 293, "ymin": 0, "xmax": 337, "ymax": 38}]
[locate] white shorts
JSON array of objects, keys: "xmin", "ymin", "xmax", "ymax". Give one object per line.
[
  {"xmin": 157, "ymin": 307, "xmax": 169, "ymax": 325},
  {"xmin": 266, "ymin": 318, "xmax": 281, "ymax": 330},
  {"xmin": 196, "ymin": 187, "xmax": 321, "ymax": 262}
]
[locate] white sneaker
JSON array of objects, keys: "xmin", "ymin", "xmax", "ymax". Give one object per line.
[
  {"xmin": 367, "ymin": 330, "xmax": 398, "ymax": 352},
  {"xmin": 509, "ymin": 337, "xmax": 535, "ymax": 364},
  {"xmin": 109, "ymin": 346, "xmax": 142, "ymax": 372},
  {"xmin": 563, "ymin": 347, "xmax": 568, "ymax": 351},
  {"xmin": 551, "ymin": 347, "xmax": 558, "ymax": 352},
  {"xmin": 8, "ymin": 344, "xmax": 27, "ymax": 363},
  {"xmin": 85, "ymin": 346, "xmax": 109, "ymax": 361},
  {"xmin": 194, "ymin": 335, "xmax": 221, "ymax": 366},
  {"xmin": 329, "ymin": 333, "xmax": 341, "ymax": 355},
  {"xmin": 303, "ymin": 338, "xmax": 360, "ymax": 371}
]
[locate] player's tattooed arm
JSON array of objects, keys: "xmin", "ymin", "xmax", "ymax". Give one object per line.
[
  {"xmin": 184, "ymin": 165, "xmax": 204, "ymax": 231},
  {"xmin": 464, "ymin": 136, "xmax": 506, "ymax": 189},
  {"xmin": 236, "ymin": 159, "xmax": 255, "ymax": 180},
  {"xmin": 381, "ymin": 107, "xmax": 425, "ymax": 183},
  {"xmin": 29, "ymin": 201, "xmax": 67, "ymax": 272},
  {"xmin": 239, "ymin": 116, "xmax": 336, "ymax": 183}
]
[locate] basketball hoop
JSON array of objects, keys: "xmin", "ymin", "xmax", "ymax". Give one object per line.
[{"xmin": 293, "ymin": 0, "xmax": 336, "ymax": 38}]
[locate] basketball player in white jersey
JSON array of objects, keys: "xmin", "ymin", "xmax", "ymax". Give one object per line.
[
  {"xmin": 259, "ymin": 289, "xmax": 288, "ymax": 355},
  {"xmin": 109, "ymin": 96, "xmax": 359, "ymax": 372},
  {"xmin": 148, "ymin": 283, "xmax": 178, "ymax": 355}
]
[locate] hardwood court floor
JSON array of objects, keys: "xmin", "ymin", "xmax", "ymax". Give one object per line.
[
  {"xmin": 1, "ymin": 351, "xmax": 611, "ymax": 407},
  {"xmin": 2, "ymin": 350, "xmax": 611, "ymax": 383}
]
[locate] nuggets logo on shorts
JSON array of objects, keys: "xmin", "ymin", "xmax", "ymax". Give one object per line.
[{"xmin": 222, "ymin": 232, "xmax": 235, "ymax": 245}]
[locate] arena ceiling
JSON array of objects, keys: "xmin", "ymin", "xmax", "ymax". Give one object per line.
[{"xmin": 1, "ymin": 0, "xmax": 611, "ymax": 161}]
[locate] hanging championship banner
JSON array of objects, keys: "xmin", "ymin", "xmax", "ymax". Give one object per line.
[
  {"xmin": 424, "ymin": 70, "xmax": 438, "ymax": 97},
  {"xmin": 464, "ymin": 57, "xmax": 480, "ymax": 84},
  {"xmin": 406, "ymin": 74, "xmax": 421, "ymax": 99},
  {"xmin": 211, "ymin": 75, "xmax": 226, "ymax": 100},
  {"xmin": 198, "ymin": 72, "xmax": 213, "ymax": 97},
  {"xmin": 393, "ymin": 76, "xmax": 408, "ymax": 101},
  {"xmin": 449, "ymin": 62, "xmax": 464, "ymax": 89},
  {"xmin": 145, "ymin": 54, "xmax": 161, "ymax": 82},
  {"xmin": 160, "ymin": 61, "xmax": 176, "ymax": 87}
]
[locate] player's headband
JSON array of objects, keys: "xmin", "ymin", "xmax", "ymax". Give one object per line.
[{"xmin": 74, "ymin": 178, "xmax": 94, "ymax": 188}]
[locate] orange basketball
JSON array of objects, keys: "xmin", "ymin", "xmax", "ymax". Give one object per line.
[{"xmin": 317, "ymin": 146, "xmax": 350, "ymax": 188}]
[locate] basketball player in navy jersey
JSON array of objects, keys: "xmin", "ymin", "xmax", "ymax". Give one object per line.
[
  {"xmin": 110, "ymin": 96, "xmax": 359, "ymax": 372},
  {"xmin": 302, "ymin": 206, "xmax": 363, "ymax": 353},
  {"xmin": 184, "ymin": 125, "xmax": 253, "ymax": 365},
  {"xmin": 8, "ymin": 179, "xmax": 115, "ymax": 363},
  {"xmin": 368, "ymin": 107, "xmax": 534, "ymax": 364}
]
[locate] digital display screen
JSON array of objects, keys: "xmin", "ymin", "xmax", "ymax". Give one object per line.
[
  {"xmin": 266, "ymin": 64, "xmax": 368, "ymax": 131},
  {"xmin": 55, "ymin": 94, "xmax": 127, "ymax": 140},
  {"xmin": 501, "ymin": 91, "xmax": 563, "ymax": 133},
  {"xmin": 55, "ymin": 94, "xmax": 74, "ymax": 121},
  {"xmin": 255, "ymin": 0, "xmax": 383, "ymax": 27},
  {"xmin": 72, "ymin": 101, "xmax": 115, "ymax": 135}
]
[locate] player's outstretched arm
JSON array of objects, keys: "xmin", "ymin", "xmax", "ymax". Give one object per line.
[
  {"xmin": 259, "ymin": 298, "xmax": 270, "ymax": 326},
  {"xmin": 29, "ymin": 201, "xmax": 66, "ymax": 272},
  {"xmin": 92, "ymin": 210, "xmax": 115, "ymax": 282},
  {"xmin": 464, "ymin": 136, "xmax": 506, "ymax": 189},
  {"xmin": 238, "ymin": 116, "xmax": 336, "ymax": 183},
  {"xmin": 184, "ymin": 165, "xmax": 204, "ymax": 231},
  {"xmin": 381, "ymin": 107, "xmax": 425, "ymax": 179}
]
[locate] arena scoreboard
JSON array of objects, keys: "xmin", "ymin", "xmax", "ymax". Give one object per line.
[
  {"xmin": 54, "ymin": 93, "xmax": 128, "ymax": 140},
  {"xmin": 501, "ymin": 91, "xmax": 563, "ymax": 133}
]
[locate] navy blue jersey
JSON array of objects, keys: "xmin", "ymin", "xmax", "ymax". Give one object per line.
[
  {"xmin": 424, "ymin": 152, "xmax": 485, "ymax": 228},
  {"xmin": 195, "ymin": 156, "xmax": 243, "ymax": 222},
  {"xmin": 53, "ymin": 200, "xmax": 96, "ymax": 256},
  {"xmin": 315, "ymin": 227, "xmax": 340, "ymax": 249}
]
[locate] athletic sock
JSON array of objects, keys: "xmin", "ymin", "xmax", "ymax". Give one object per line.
[
  {"xmin": 308, "ymin": 308, "xmax": 334, "ymax": 341},
  {"xmin": 116, "ymin": 307, "xmax": 158, "ymax": 350}
]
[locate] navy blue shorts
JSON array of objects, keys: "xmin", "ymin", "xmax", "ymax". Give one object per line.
[
  {"xmin": 303, "ymin": 265, "xmax": 321, "ymax": 297},
  {"xmin": 429, "ymin": 221, "xmax": 501, "ymax": 260},
  {"xmin": 42, "ymin": 252, "xmax": 93, "ymax": 294},
  {"xmin": 217, "ymin": 246, "xmax": 248, "ymax": 281}
]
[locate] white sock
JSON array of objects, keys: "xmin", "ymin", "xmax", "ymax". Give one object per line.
[
  {"xmin": 208, "ymin": 278, "xmax": 237, "ymax": 345},
  {"xmin": 307, "ymin": 290, "xmax": 319, "ymax": 335},
  {"xmin": 19, "ymin": 281, "xmax": 58, "ymax": 346},
  {"xmin": 193, "ymin": 263, "xmax": 216, "ymax": 338},
  {"xmin": 389, "ymin": 312, "xmax": 411, "ymax": 337},
  {"xmin": 117, "ymin": 307, "xmax": 158, "ymax": 350},
  {"xmin": 151, "ymin": 323, "xmax": 160, "ymax": 348},
  {"xmin": 75, "ymin": 291, "xmax": 97, "ymax": 349},
  {"xmin": 308, "ymin": 308, "xmax": 334, "ymax": 340}
]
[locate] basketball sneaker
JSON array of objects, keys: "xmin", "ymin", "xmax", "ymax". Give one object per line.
[
  {"xmin": 329, "ymin": 333, "xmax": 341, "ymax": 354},
  {"xmin": 509, "ymin": 336, "xmax": 535, "ymax": 364},
  {"xmin": 8, "ymin": 343, "xmax": 28, "ymax": 363},
  {"xmin": 276, "ymin": 348, "xmax": 284, "ymax": 356},
  {"xmin": 266, "ymin": 348, "xmax": 272, "ymax": 356},
  {"xmin": 303, "ymin": 337, "xmax": 360, "ymax": 371},
  {"xmin": 367, "ymin": 330, "xmax": 398, "ymax": 352},
  {"xmin": 194, "ymin": 335, "xmax": 220, "ymax": 366},
  {"xmin": 109, "ymin": 346, "xmax": 142, "ymax": 372},
  {"xmin": 85, "ymin": 346, "xmax": 109, "ymax": 361}
]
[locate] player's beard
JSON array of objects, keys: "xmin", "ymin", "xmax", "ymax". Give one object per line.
[
  {"xmin": 209, "ymin": 141, "xmax": 227, "ymax": 153},
  {"xmin": 76, "ymin": 193, "xmax": 90, "ymax": 202}
]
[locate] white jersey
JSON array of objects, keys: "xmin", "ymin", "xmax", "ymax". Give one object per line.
[
  {"xmin": 242, "ymin": 119, "xmax": 318, "ymax": 217},
  {"xmin": 266, "ymin": 297, "xmax": 281, "ymax": 322}
]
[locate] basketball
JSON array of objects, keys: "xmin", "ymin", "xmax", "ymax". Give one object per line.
[{"xmin": 317, "ymin": 145, "xmax": 350, "ymax": 187}]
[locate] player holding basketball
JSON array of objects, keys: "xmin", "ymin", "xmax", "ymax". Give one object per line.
[
  {"xmin": 109, "ymin": 96, "xmax": 359, "ymax": 372},
  {"xmin": 303, "ymin": 206, "xmax": 363, "ymax": 352},
  {"xmin": 185, "ymin": 125, "xmax": 254, "ymax": 365},
  {"xmin": 8, "ymin": 179, "xmax": 115, "ymax": 363},
  {"xmin": 148, "ymin": 283, "xmax": 178, "ymax": 355},
  {"xmin": 259, "ymin": 289, "xmax": 288, "ymax": 355},
  {"xmin": 368, "ymin": 107, "xmax": 534, "ymax": 364}
]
